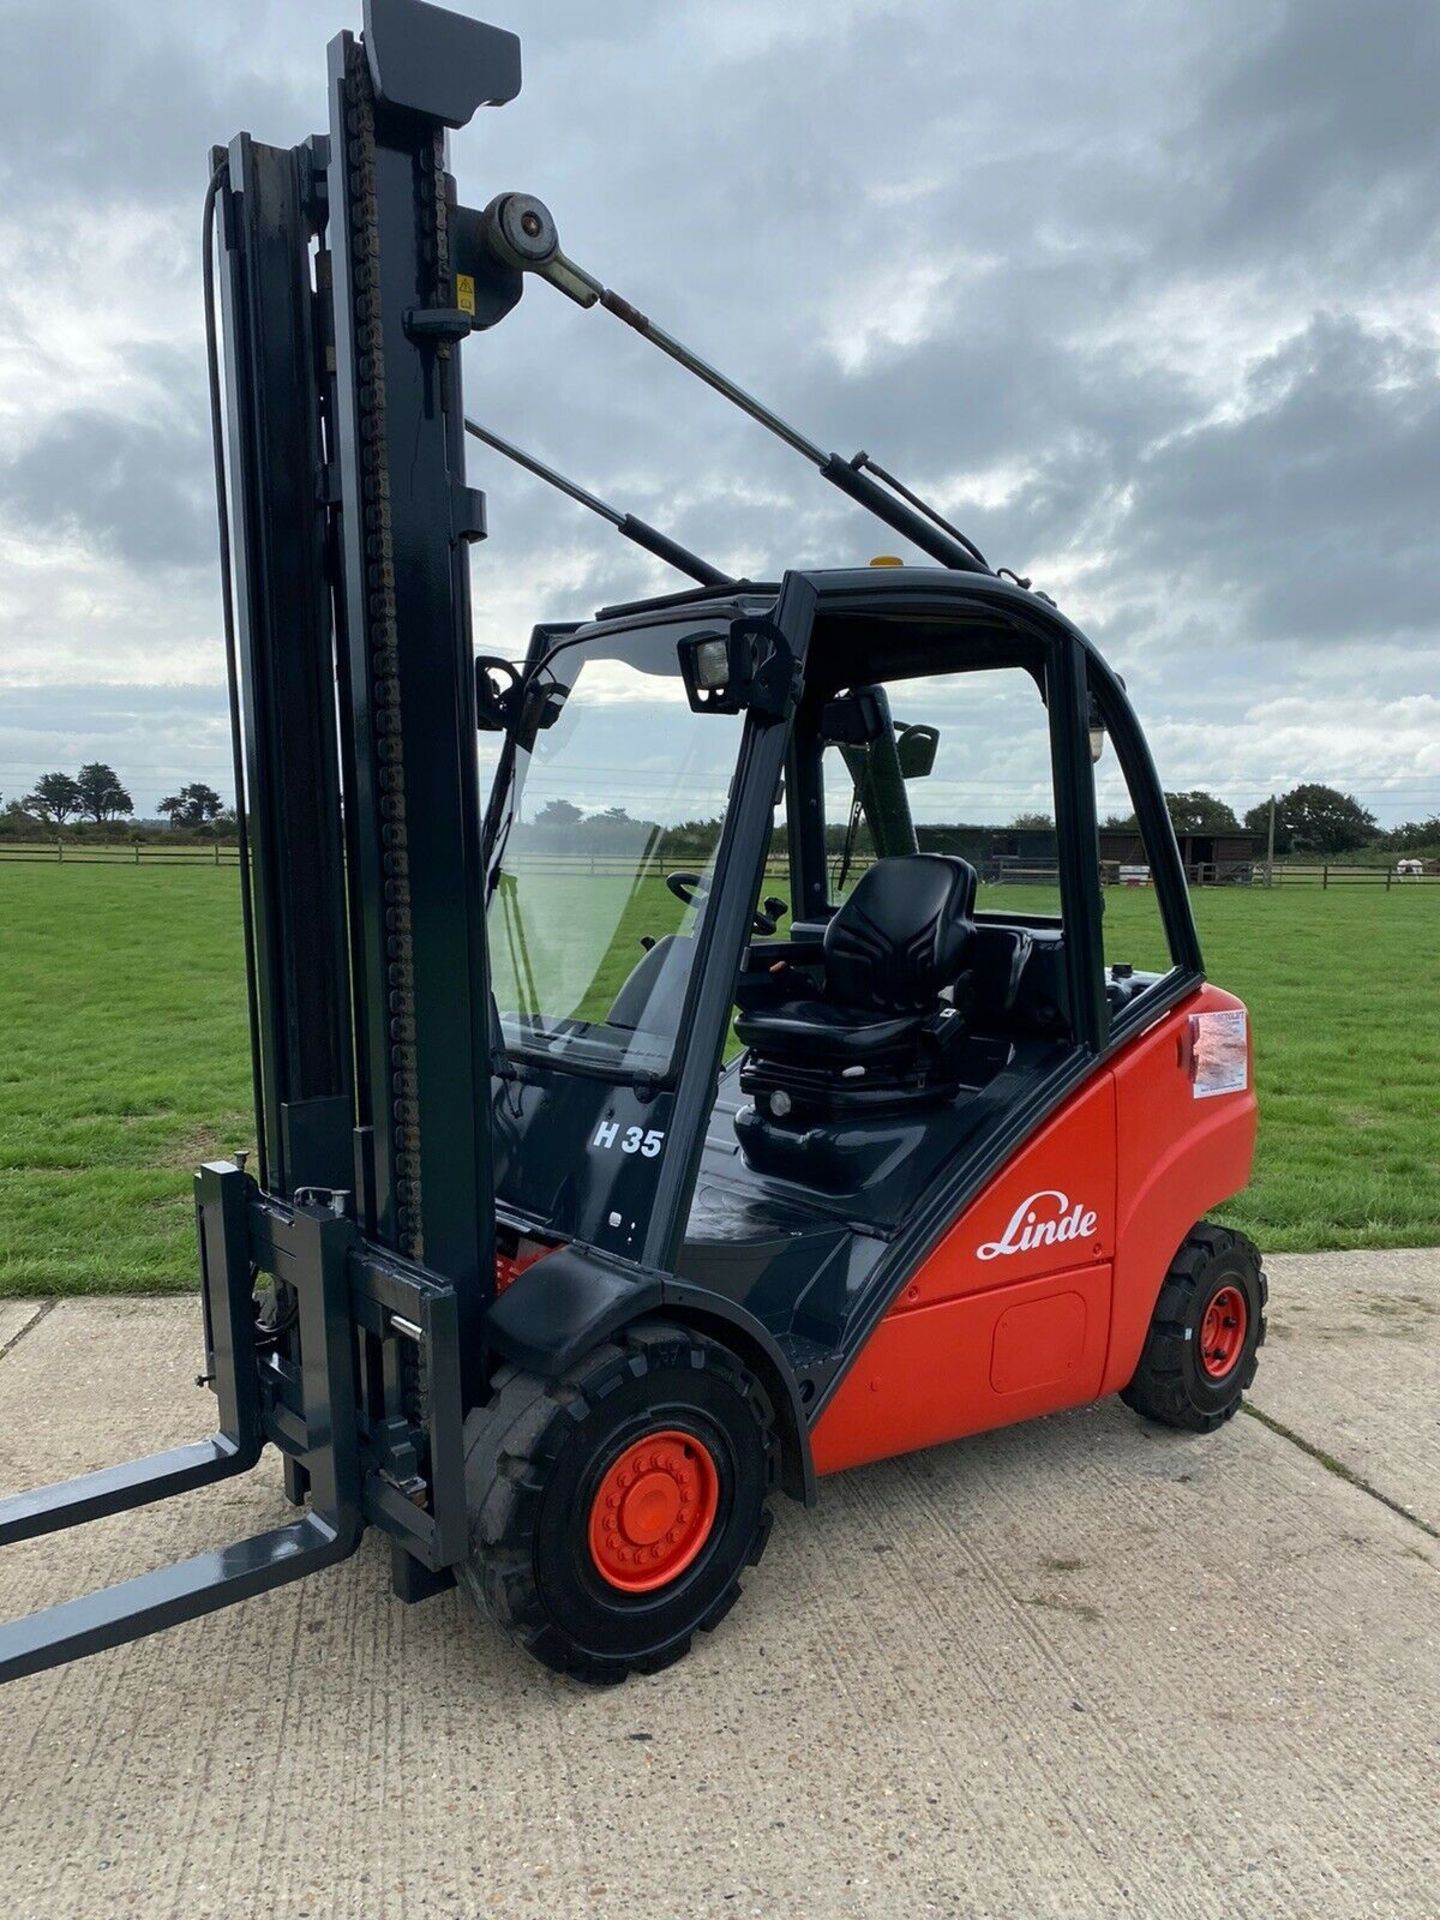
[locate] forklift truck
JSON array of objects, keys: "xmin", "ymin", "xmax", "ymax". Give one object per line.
[{"xmin": 0, "ymin": 0, "xmax": 1263, "ymax": 1685}]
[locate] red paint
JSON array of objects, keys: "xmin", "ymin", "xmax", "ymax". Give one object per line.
[
  {"xmin": 1199, "ymin": 1284, "xmax": 1247, "ymax": 1378},
  {"xmin": 587, "ymin": 1429, "xmax": 720, "ymax": 1593},
  {"xmin": 894, "ymin": 1072, "xmax": 1116, "ymax": 1316},
  {"xmin": 812, "ymin": 984, "xmax": 1257, "ymax": 1475},
  {"xmin": 495, "ymin": 1235, "xmax": 555, "ymax": 1295},
  {"xmin": 1100, "ymin": 982, "xmax": 1256, "ymax": 1395},
  {"xmin": 812, "ymin": 1074, "xmax": 1116, "ymax": 1475},
  {"xmin": 812, "ymin": 1264, "xmax": 1112, "ymax": 1473},
  {"xmin": 990, "ymin": 1288, "xmax": 1090, "ymax": 1395}
]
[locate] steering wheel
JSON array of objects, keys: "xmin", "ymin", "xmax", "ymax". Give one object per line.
[{"xmin": 664, "ymin": 871, "xmax": 788, "ymax": 939}]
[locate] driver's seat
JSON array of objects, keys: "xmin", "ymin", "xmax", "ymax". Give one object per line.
[{"xmin": 735, "ymin": 854, "xmax": 978, "ymax": 1106}]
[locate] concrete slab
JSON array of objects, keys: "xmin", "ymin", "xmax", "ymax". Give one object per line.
[
  {"xmin": 0, "ymin": 1285, "xmax": 1436, "ymax": 1920},
  {"xmin": 1256, "ymin": 1248, "xmax": 1440, "ymax": 1533},
  {"xmin": 0, "ymin": 1300, "xmax": 42, "ymax": 1352}
]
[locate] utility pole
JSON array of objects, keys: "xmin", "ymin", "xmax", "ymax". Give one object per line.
[{"xmin": 1265, "ymin": 795, "xmax": 1276, "ymax": 888}]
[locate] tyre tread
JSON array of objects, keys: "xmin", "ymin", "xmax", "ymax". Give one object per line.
[
  {"xmin": 460, "ymin": 1322, "xmax": 775, "ymax": 1683},
  {"xmin": 1121, "ymin": 1224, "xmax": 1267, "ymax": 1433}
]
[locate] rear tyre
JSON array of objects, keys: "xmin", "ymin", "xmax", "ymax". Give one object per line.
[
  {"xmin": 1121, "ymin": 1224, "xmax": 1267, "ymax": 1433},
  {"xmin": 461, "ymin": 1322, "xmax": 777, "ymax": 1683}
]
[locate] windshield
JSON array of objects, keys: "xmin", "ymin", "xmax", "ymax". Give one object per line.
[{"xmin": 485, "ymin": 620, "xmax": 746, "ymax": 1078}]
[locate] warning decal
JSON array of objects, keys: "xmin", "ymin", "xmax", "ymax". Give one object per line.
[{"xmin": 1191, "ymin": 1009, "xmax": 1248, "ymax": 1099}]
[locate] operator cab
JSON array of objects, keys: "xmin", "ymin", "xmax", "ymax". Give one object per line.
[
  {"xmin": 480, "ymin": 568, "xmax": 1198, "ymax": 1358},
  {"xmin": 704, "ymin": 592, "xmax": 1079, "ymax": 1203}
]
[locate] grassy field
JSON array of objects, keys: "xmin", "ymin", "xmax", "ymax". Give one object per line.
[{"xmin": 0, "ymin": 864, "xmax": 1436, "ymax": 1293}]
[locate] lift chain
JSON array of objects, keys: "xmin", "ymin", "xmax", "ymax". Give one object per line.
[{"xmin": 342, "ymin": 39, "xmax": 425, "ymax": 1263}]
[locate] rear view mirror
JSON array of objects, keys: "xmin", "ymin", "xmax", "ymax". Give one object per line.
[
  {"xmin": 896, "ymin": 723, "xmax": 939, "ymax": 780},
  {"xmin": 475, "ymin": 656, "xmax": 567, "ymax": 746},
  {"xmin": 821, "ymin": 686, "xmax": 889, "ymax": 746},
  {"xmin": 475, "ymin": 656, "xmax": 522, "ymax": 731}
]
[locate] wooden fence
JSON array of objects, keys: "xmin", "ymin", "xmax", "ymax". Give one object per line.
[
  {"xmin": 2, "ymin": 843, "xmax": 1434, "ymax": 891},
  {"xmin": 0, "ymin": 841, "xmax": 241, "ymax": 866},
  {"xmin": 1264, "ymin": 863, "xmax": 1439, "ymax": 889}
]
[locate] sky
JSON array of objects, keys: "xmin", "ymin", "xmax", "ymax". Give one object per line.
[{"xmin": 0, "ymin": 0, "xmax": 1437, "ymax": 826}]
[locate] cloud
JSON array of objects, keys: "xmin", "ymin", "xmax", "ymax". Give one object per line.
[
  {"xmin": 0, "ymin": 397, "xmax": 212, "ymax": 569},
  {"xmin": 1194, "ymin": 0, "xmax": 1440, "ymax": 269},
  {"xmin": 1113, "ymin": 314, "xmax": 1440, "ymax": 643},
  {"xmin": 0, "ymin": 0, "xmax": 1437, "ymax": 825}
]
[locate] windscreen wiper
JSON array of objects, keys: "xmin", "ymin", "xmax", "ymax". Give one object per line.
[
  {"xmin": 465, "ymin": 418, "xmax": 732, "ymax": 589},
  {"xmin": 465, "ymin": 193, "xmax": 991, "ymax": 575}
]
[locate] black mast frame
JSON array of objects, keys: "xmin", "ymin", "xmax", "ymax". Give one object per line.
[{"xmin": 0, "ymin": 0, "xmax": 521, "ymax": 1679}]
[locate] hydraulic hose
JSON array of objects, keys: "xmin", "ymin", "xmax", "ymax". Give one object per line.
[{"xmin": 202, "ymin": 159, "xmax": 268, "ymax": 1190}]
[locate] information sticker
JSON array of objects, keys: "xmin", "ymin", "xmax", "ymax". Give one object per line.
[{"xmin": 1191, "ymin": 1009, "xmax": 1248, "ymax": 1099}]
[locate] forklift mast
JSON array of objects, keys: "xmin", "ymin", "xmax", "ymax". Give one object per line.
[
  {"xmin": 219, "ymin": 0, "xmax": 512, "ymax": 1388},
  {"xmin": 0, "ymin": 0, "xmax": 526, "ymax": 1681}
]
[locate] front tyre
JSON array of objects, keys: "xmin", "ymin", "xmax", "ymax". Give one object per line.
[
  {"xmin": 461, "ymin": 1322, "xmax": 777, "ymax": 1683},
  {"xmin": 1121, "ymin": 1224, "xmax": 1267, "ymax": 1433}
]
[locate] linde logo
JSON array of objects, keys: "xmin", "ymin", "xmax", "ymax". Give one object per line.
[{"xmin": 977, "ymin": 1189, "xmax": 1099, "ymax": 1261}]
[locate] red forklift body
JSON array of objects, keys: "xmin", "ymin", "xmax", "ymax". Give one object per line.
[{"xmin": 813, "ymin": 983, "xmax": 1256, "ymax": 1472}]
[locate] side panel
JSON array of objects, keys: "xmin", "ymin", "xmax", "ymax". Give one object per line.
[
  {"xmin": 811, "ymin": 983, "xmax": 1259, "ymax": 1474},
  {"xmin": 491, "ymin": 1074, "xmax": 679, "ymax": 1259},
  {"xmin": 812, "ymin": 1072, "xmax": 1116, "ymax": 1473},
  {"xmin": 1099, "ymin": 983, "xmax": 1257, "ymax": 1395},
  {"xmin": 812, "ymin": 1264, "xmax": 1112, "ymax": 1474}
]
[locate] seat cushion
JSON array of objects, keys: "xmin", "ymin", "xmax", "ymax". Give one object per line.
[
  {"xmin": 735, "ymin": 856, "xmax": 978, "ymax": 1077},
  {"xmin": 734, "ymin": 998, "xmax": 927, "ymax": 1065}
]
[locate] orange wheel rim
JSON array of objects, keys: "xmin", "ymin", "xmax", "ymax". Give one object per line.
[
  {"xmin": 587, "ymin": 1429, "xmax": 720, "ymax": 1593},
  {"xmin": 1199, "ymin": 1284, "xmax": 1247, "ymax": 1379}
]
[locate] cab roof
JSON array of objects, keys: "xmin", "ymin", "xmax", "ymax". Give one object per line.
[{"xmin": 586, "ymin": 566, "xmax": 1107, "ymax": 682}]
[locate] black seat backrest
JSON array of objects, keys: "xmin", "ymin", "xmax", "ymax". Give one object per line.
[
  {"xmin": 823, "ymin": 855, "xmax": 977, "ymax": 1012},
  {"xmin": 970, "ymin": 922, "xmax": 1071, "ymax": 1036},
  {"xmin": 969, "ymin": 924, "xmax": 1035, "ymax": 1025}
]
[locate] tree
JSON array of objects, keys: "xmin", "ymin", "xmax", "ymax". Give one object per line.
[
  {"xmin": 659, "ymin": 815, "xmax": 726, "ymax": 859},
  {"xmin": 1162, "ymin": 790, "xmax": 1239, "ymax": 835},
  {"xmin": 22, "ymin": 772, "xmax": 82, "ymax": 825},
  {"xmin": 1242, "ymin": 799, "xmax": 1290, "ymax": 855},
  {"xmin": 1269, "ymin": 783, "xmax": 1377, "ymax": 856},
  {"xmin": 157, "ymin": 782, "xmax": 225, "ymax": 829},
  {"xmin": 0, "ymin": 796, "xmax": 37, "ymax": 839},
  {"xmin": 1373, "ymin": 816, "xmax": 1439, "ymax": 853},
  {"xmin": 534, "ymin": 798, "xmax": 583, "ymax": 828},
  {"xmin": 1104, "ymin": 791, "xmax": 1237, "ymax": 836},
  {"xmin": 1009, "ymin": 811, "xmax": 1054, "ymax": 831},
  {"xmin": 74, "ymin": 762, "xmax": 134, "ymax": 823}
]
